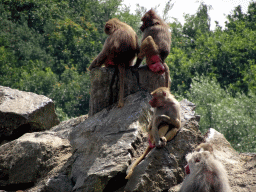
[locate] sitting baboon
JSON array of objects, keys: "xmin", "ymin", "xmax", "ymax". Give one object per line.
[
  {"xmin": 148, "ymin": 87, "xmax": 181, "ymax": 148},
  {"xmin": 89, "ymin": 18, "xmax": 139, "ymax": 108},
  {"xmin": 125, "ymin": 87, "xmax": 181, "ymax": 179},
  {"xmin": 180, "ymin": 143, "xmax": 232, "ymax": 192}
]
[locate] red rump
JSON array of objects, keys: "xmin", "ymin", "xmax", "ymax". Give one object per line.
[
  {"xmin": 148, "ymin": 136, "xmax": 155, "ymax": 149},
  {"xmin": 151, "ymin": 55, "xmax": 161, "ymax": 63},
  {"xmin": 105, "ymin": 59, "xmax": 115, "ymax": 67},
  {"xmin": 185, "ymin": 164, "xmax": 190, "ymax": 174},
  {"xmin": 148, "ymin": 55, "xmax": 165, "ymax": 75}
]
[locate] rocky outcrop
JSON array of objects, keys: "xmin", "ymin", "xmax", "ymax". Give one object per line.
[
  {"xmin": 0, "ymin": 90, "xmax": 202, "ymax": 191},
  {"xmin": 202, "ymin": 128, "xmax": 256, "ymax": 192},
  {"xmin": 69, "ymin": 91, "xmax": 203, "ymax": 192},
  {"xmin": 124, "ymin": 99, "xmax": 203, "ymax": 192},
  {"xmin": 0, "ymin": 131, "xmax": 72, "ymax": 190},
  {"xmin": 0, "ymin": 89, "xmax": 255, "ymax": 192},
  {"xmin": 0, "ymin": 86, "xmax": 60, "ymax": 145},
  {"xmin": 0, "ymin": 115, "xmax": 88, "ymax": 192},
  {"xmin": 89, "ymin": 66, "xmax": 169, "ymax": 116}
]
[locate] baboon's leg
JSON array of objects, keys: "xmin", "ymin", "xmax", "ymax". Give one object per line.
[
  {"xmin": 165, "ymin": 128, "xmax": 179, "ymax": 141},
  {"xmin": 159, "ymin": 125, "xmax": 169, "ymax": 137}
]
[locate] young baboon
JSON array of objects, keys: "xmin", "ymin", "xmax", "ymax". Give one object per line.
[
  {"xmin": 125, "ymin": 87, "xmax": 181, "ymax": 179},
  {"xmin": 134, "ymin": 9, "xmax": 171, "ymax": 88},
  {"xmin": 89, "ymin": 18, "xmax": 139, "ymax": 108},
  {"xmin": 136, "ymin": 36, "xmax": 170, "ymax": 88},
  {"xmin": 180, "ymin": 144, "xmax": 231, "ymax": 192}
]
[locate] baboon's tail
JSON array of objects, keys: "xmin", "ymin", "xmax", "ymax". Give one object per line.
[{"xmin": 125, "ymin": 146, "xmax": 152, "ymax": 179}]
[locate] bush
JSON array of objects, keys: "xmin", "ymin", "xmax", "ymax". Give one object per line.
[
  {"xmin": 186, "ymin": 76, "xmax": 256, "ymax": 152},
  {"xmin": 51, "ymin": 66, "xmax": 91, "ymax": 118}
]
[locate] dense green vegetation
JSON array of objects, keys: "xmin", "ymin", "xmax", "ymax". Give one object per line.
[
  {"xmin": 168, "ymin": 3, "xmax": 256, "ymax": 152},
  {"xmin": 0, "ymin": 0, "xmax": 255, "ymax": 152}
]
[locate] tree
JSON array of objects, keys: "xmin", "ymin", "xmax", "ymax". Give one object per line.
[{"xmin": 183, "ymin": 3, "xmax": 211, "ymax": 39}]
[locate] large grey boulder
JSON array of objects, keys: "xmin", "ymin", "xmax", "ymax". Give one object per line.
[
  {"xmin": 0, "ymin": 115, "xmax": 88, "ymax": 192},
  {"xmin": 0, "ymin": 86, "xmax": 60, "ymax": 145},
  {"xmin": 124, "ymin": 100, "xmax": 203, "ymax": 192},
  {"xmin": 70, "ymin": 91, "xmax": 152, "ymax": 192},
  {"xmin": 169, "ymin": 128, "xmax": 256, "ymax": 192},
  {"xmin": 89, "ymin": 66, "xmax": 169, "ymax": 116},
  {"xmin": 0, "ymin": 131, "xmax": 72, "ymax": 190},
  {"xmin": 70, "ymin": 91, "xmax": 203, "ymax": 192}
]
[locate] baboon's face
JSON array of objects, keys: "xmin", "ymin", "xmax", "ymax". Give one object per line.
[{"xmin": 185, "ymin": 151, "xmax": 211, "ymax": 174}]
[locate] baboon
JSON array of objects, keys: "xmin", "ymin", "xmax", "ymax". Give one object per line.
[
  {"xmin": 125, "ymin": 87, "xmax": 181, "ymax": 179},
  {"xmin": 180, "ymin": 144, "xmax": 231, "ymax": 192},
  {"xmin": 195, "ymin": 143, "xmax": 214, "ymax": 153},
  {"xmin": 136, "ymin": 36, "xmax": 170, "ymax": 88},
  {"xmin": 148, "ymin": 87, "xmax": 181, "ymax": 148},
  {"xmin": 89, "ymin": 18, "xmax": 139, "ymax": 108},
  {"xmin": 134, "ymin": 9, "xmax": 171, "ymax": 88}
]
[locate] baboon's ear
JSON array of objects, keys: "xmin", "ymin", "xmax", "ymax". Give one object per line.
[
  {"xmin": 104, "ymin": 24, "xmax": 112, "ymax": 35},
  {"xmin": 148, "ymin": 9, "xmax": 155, "ymax": 16}
]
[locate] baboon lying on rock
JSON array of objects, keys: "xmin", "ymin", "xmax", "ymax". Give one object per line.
[{"xmin": 180, "ymin": 143, "xmax": 232, "ymax": 192}]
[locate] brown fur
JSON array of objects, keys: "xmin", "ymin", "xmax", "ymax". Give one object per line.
[
  {"xmin": 89, "ymin": 18, "xmax": 139, "ymax": 107},
  {"xmin": 195, "ymin": 143, "xmax": 214, "ymax": 154},
  {"xmin": 149, "ymin": 87, "xmax": 181, "ymax": 148},
  {"xmin": 134, "ymin": 9, "xmax": 171, "ymax": 88},
  {"xmin": 125, "ymin": 87, "xmax": 181, "ymax": 179},
  {"xmin": 137, "ymin": 36, "xmax": 170, "ymax": 88}
]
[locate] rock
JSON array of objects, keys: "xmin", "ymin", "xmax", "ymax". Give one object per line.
[
  {"xmin": 0, "ymin": 115, "xmax": 88, "ymax": 192},
  {"xmin": 204, "ymin": 128, "xmax": 256, "ymax": 192},
  {"xmin": 70, "ymin": 91, "xmax": 152, "ymax": 192},
  {"xmin": 70, "ymin": 91, "xmax": 203, "ymax": 192},
  {"xmin": 1, "ymin": 86, "xmax": 255, "ymax": 192},
  {"xmin": 43, "ymin": 175, "xmax": 73, "ymax": 192},
  {"xmin": 0, "ymin": 86, "xmax": 60, "ymax": 145},
  {"xmin": 0, "ymin": 131, "xmax": 71, "ymax": 190},
  {"xmin": 89, "ymin": 66, "xmax": 168, "ymax": 116},
  {"xmin": 124, "ymin": 100, "xmax": 203, "ymax": 192},
  {"xmin": 170, "ymin": 128, "xmax": 256, "ymax": 192}
]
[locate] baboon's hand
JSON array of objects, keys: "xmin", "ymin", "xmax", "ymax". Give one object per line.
[{"xmin": 156, "ymin": 137, "xmax": 167, "ymax": 148}]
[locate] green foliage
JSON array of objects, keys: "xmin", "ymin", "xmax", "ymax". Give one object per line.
[
  {"xmin": 51, "ymin": 66, "xmax": 91, "ymax": 117},
  {"xmin": 19, "ymin": 65, "xmax": 58, "ymax": 96},
  {"xmin": 55, "ymin": 107, "xmax": 70, "ymax": 122},
  {"xmin": 168, "ymin": 2, "xmax": 256, "ymax": 96},
  {"xmin": 186, "ymin": 76, "xmax": 256, "ymax": 152},
  {"xmin": 169, "ymin": 2, "xmax": 256, "ymax": 153},
  {"xmin": 183, "ymin": 3, "xmax": 211, "ymax": 38},
  {"xmin": 115, "ymin": 5, "xmax": 142, "ymax": 35},
  {"xmin": 0, "ymin": 0, "xmax": 108, "ymax": 118},
  {"xmin": 44, "ymin": 17, "xmax": 101, "ymax": 74},
  {"xmin": 1, "ymin": 0, "xmax": 256, "ymax": 153}
]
